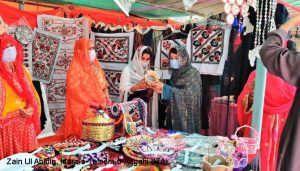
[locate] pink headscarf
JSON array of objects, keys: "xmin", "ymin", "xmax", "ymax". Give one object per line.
[{"xmin": 237, "ymin": 70, "xmax": 296, "ymax": 135}]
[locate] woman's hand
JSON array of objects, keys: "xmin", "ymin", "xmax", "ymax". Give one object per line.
[
  {"xmin": 130, "ymin": 79, "xmax": 149, "ymax": 93},
  {"xmin": 20, "ymin": 107, "xmax": 33, "ymax": 118},
  {"xmin": 90, "ymin": 101, "xmax": 100, "ymax": 114},
  {"xmin": 149, "ymin": 81, "xmax": 164, "ymax": 94},
  {"xmin": 136, "ymin": 80, "xmax": 149, "ymax": 89},
  {"xmin": 249, "ymin": 80, "xmax": 255, "ymax": 100}
]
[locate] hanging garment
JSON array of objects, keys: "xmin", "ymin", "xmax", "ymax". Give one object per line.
[
  {"xmin": 186, "ymin": 22, "xmax": 231, "ymax": 76},
  {"xmin": 37, "ymin": 14, "xmax": 89, "ymax": 132}
]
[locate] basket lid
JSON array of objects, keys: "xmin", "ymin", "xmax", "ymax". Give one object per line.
[{"xmin": 83, "ymin": 111, "xmax": 114, "ymax": 124}]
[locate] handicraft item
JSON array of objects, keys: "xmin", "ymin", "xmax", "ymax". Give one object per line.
[
  {"xmin": 231, "ymin": 125, "xmax": 259, "ymax": 155},
  {"xmin": 123, "ymin": 113, "xmax": 138, "ymax": 136},
  {"xmin": 123, "ymin": 134, "xmax": 154, "ymax": 160},
  {"xmin": 15, "ymin": 25, "xmax": 33, "ymax": 45},
  {"xmin": 82, "ymin": 110, "xmax": 115, "ymax": 142},
  {"xmin": 110, "ymin": 98, "xmax": 147, "ymax": 136},
  {"xmin": 216, "ymin": 136, "xmax": 248, "ymax": 169},
  {"xmin": 139, "ymin": 142, "xmax": 177, "ymax": 161},
  {"xmin": 144, "ymin": 70, "xmax": 160, "ymax": 85},
  {"xmin": 203, "ymin": 140, "xmax": 234, "ymax": 171}
]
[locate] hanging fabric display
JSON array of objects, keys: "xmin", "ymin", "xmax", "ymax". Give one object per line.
[
  {"xmin": 186, "ymin": 20, "xmax": 231, "ymax": 76},
  {"xmin": 30, "ymin": 29, "xmax": 62, "ymax": 83},
  {"xmin": 104, "ymin": 69, "xmax": 122, "ymax": 96},
  {"xmin": 154, "ymin": 39, "xmax": 187, "ymax": 79},
  {"xmin": 37, "ymin": 14, "xmax": 89, "ymax": 132},
  {"xmin": 91, "ymin": 32, "xmax": 134, "ymax": 102}
]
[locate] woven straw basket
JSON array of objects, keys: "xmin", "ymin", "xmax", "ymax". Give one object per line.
[{"xmin": 82, "ymin": 112, "xmax": 115, "ymax": 142}]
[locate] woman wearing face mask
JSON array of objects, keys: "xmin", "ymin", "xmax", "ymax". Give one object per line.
[
  {"xmin": 62, "ymin": 38, "xmax": 111, "ymax": 139},
  {"xmin": 119, "ymin": 46, "xmax": 158, "ymax": 127},
  {"xmin": 0, "ymin": 33, "xmax": 41, "ymax": 159},
  {"xmin": 119, "ymin": 46, "xmax": 153, "ymax": 103},
  {"xmin": 151, "ymin": 46, "xmax": 202, "ymax": 133}
]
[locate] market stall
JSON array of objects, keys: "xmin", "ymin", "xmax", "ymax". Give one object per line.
[{"xmin": 0, "ymin": 0, "xmax": 299, "ymax": 170}]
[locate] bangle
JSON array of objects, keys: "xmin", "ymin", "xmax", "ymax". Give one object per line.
[{"xmin": 129, "ymin": 87, "xmax": 134, "ymax": 94}]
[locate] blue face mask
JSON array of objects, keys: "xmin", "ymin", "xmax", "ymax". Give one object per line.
[{"xmin": 170, "ymin": 59, "xmax": 180, "ymax": 69}]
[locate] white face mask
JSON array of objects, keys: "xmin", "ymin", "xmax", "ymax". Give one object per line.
[
  {"xmin": 2, "ymin": 46, "xmax": 17, "ymax": 63},
  {"xmin": 141, "ymin": 61, "xmax": 149, "ymax": 69},
  {"xmin": 89, "ymin": 50, "xmax": 97, "ymax": 61}
]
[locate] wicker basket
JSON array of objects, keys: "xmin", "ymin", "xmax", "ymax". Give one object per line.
[{"xmin": 82, "ymin": 111, "xmax": 115, "ymax": 142}]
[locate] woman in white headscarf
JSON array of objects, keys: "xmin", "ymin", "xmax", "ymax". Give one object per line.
[{"xmin": 119, "ymin": 46, "xmax": 158, "ymax": 128}]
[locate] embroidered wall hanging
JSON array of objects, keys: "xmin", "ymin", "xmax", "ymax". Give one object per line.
[
  {"xmin": 37, "ymin": 15, "xmax": 88, "ymax": 48},
  {"xmin": 54, "ymin": 48, "xmax": 74, "ymax": 73},
  {"xmin": 38, "ymin": 15, "xmax": 89, "ymax": 132},
  {"xmin": 91, "ymin": 32, "xmax": 134, "ymax": 102},
  {"xmin": 191, "ymin": 26, "xmax": 224, "ymax": 64},
  {"xmin": 46, "ymin": 76, "xmax": 66, "ymax": 131},
  {"xmin": 91, "ymin": 32, "xmax": 134, "ymax": 64},
  {"xmin": 31, "ymin": 29, "xmax": 62, "ymax": 83},
  {"xmin": 103, "ymin": 69, "xmax": 122, "ymax": 95},
  {"xmin": 49, "ymin": 108, "xmax": 66, "ymax": 132},
  {"xmin": 187, "ymin": 23, "xmax": 231, "ymax": 76}
]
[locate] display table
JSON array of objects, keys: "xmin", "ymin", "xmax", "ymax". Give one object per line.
[
  {"xmin": 208, "ymin": 98, "xmax": 239, "ymax": 138},
  {"xmin": 0, "ymin": 129, "xmax": 258, "ymax": 171}
]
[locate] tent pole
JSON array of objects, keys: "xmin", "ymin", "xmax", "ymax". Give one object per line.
[
  {"xmin": 251, "ymin": 58, "xmax": 266, "ymax": 139},
  {"xmin": 19, "ymin": 0, "xmax": 24, "ymax": 10}
]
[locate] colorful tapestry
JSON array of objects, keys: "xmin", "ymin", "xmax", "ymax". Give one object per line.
[
  {"xmin": 46, "ymin": 77, "xmax": 66, "ymax": 105},
  {"xmin": 31, "ymin": 29, "xmax": 62, "ymax": 83},
  {"xmin": 37, "ymin": 15, "xmax": 88, "ymax": 48},
  {"xmin": 160, "ymin": 39, "xmax": 186, "ymax": 70},
  {"xmin": 103, "ymin": 69, "xmax": 122, "ymax": 95},
  {"xmin": 187, "ymin": 24, "xmax": 231, "ymax": 76},
  {"xmin": 191, "ymin": 26, "xmax": 224, "ymax": 64},
  {"xmin": 91, "ymin": 32, "xmax": 134, "ymax": 102},
  {"xmin": 49, "ymin": 108, "xmax": 66, "ymax": 132},
  {"xmin": 91, "ymin": 32, "xmax": 134, "ymax": 64},
  {"xmin": 54, "ymin": 48, "xmax": 74, "ymax": 74},
  {"xmin": 38, "ymin": 15, "xmax": 89, "ymax": 132}
]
